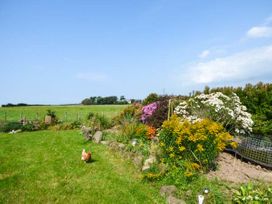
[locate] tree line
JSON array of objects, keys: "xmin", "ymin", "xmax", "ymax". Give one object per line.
[
  {"xmin": 81, "ymin": 96, "xmax": 136, "ymax": 105},
  {"xmin": 199, "ymin": 82, "xmax": 272, "ymax": 136}
]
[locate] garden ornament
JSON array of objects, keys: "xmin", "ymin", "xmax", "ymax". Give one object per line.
[
  {"xmin": 198, "ymin": 194, "xmax": 204, "ymax": 204},
  {"xmin": 203, "ymin": 187, "xmax": 209, "ymax": 194},
  {"xmin": 131, "ymin": 138, "xmax": 138, "ymax": 146}
]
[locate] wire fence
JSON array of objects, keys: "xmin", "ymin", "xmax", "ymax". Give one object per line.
[
  {"xmin": 227, "ymin": 135, "xmax": 272, "ymax": 169},
  {"xmin": 0, "ymin": 112, "xmax": 100, "ymax": 123}
]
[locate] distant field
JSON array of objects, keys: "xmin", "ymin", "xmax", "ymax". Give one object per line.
[{"xmin": 0, "ymin": 105, "xmax": 128, "ymax": 122}]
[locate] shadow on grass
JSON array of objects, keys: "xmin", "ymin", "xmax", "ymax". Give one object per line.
[{"xmin": 85, "ymin": 159, "xmax": 97, "ymax": 164}]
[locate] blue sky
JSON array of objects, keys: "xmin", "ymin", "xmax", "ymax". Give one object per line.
[{"xmin": 1, "ymin": 0, "xmax": 272, "ymax": 104}]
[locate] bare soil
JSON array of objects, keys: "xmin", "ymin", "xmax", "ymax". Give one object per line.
[{"xmin": 207, "ymin": 152, "xmax": 272, "ymax": 183}]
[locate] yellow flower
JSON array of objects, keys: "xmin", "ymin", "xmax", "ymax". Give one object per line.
[
  {"xmin": 179, "ymin": 146, "xmax": 186, "ymax": 152},
  {"xmin": 168, "ymin": 146, "xmax": 174, "ymax": 152},
  {"xmin": 159, "ymin": 142, "xmax": 165, "ymax": 147},
  {"xmin": 184, "ymin": 171, "xmax": 193, "ymax": 177},
  {"xmin": 188, "ymin": 134, "xmax": 198, "ymax": 142},
  {"xmin": 196, "ymin": 144, "xmax": 204, "ymax": 152},
  {"xmin": 191, "ymin": 162, "xmax": 200, "ymax": 170},
  {"xmin": 230, "ymin": 141, "xmax": 238, "ymax": 149},
  {"xmin": 169, "ymin": 153, "xmax": 175, "ymax": 158},
  {"xmin": 217, "ymin": 142, "xmax": 226, "ymax": 151}
]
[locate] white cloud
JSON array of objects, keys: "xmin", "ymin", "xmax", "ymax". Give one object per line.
[
  {"xmin": 247, "ymin": 26, "xmax": 272, "ymax": 38},
  {"xmin": 198, "ymin": 50, "xmax": 210, "ymax": 58},
  {"xmin": 76, "ymin": 72, "xmax": 108, "ymax": 82},
  {"xmin": 185, "ymin": 45, "xmax": 272, "ymax": 84}
]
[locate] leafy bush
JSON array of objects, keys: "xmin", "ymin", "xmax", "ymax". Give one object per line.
[
  {"xmin": 0, "ymin": 122, "xmax": 23, "ymax": 132},
  {"xmin": 252, "ymin": 115, "xmax": 272, "ymax": 138},
  {"xmin": 113, "ymin": 104, "xmax": 142, "ymax": 125},
  {"xmin": 50, "ymin": 121, "xmax": 82, "ymax": 131},
  {"xmin": 87, "ymin": 112, "xmax": 95, "ymax": 120},
  {"xmin": 233, "ymin": 183, "xmax": 272, "ymax": 203},
  {"xmin": 21, "ymin": 122, "xmax": 36, "ymax": 131},
  {"xmin": 159, "ymin": 115, "xmax": 237, "ymax": 174},
  {"xmin": 142, "ymin": 165, "xmax": 162, "ymax": 181},
  {"xmin": 86, "ymin": 113, "xmax": 112, "ymax": 131},
  {"xmin": 46, "ymin": 109, "xmax": 56, "ymax": 118},
  {"xmin": 119, "ymin": 122, "xmax": 147, "ymax": 143},
  {"xmin": 142, "ymin": 93, "xmax": 159, "ymax": 105},
  {"xmin": 115, "ymin": 120, "xmax": 157, "ymax": 143}
]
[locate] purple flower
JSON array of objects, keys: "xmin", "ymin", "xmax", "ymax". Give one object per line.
[{"xmin": 141, "ymin": 102, "xmax": 158, "ymax": 122}]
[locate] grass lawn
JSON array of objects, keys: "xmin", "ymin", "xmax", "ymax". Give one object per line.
[
  {"xmin": 0, "ymin": 130, "xmax": 165, "ymax": 204},
  {"xmin": 0, "ymin": 105, "xmax": 128, "ymax": 122}
]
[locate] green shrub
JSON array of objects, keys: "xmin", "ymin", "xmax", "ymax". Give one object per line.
[
  {"xmin": 95, "ymin": 114, "xmax": 112, "ymax": 129},
  {"xmin": 46, "ymin": 109, "xmax": 56, "ymax": 118},
  {"xmin": 50, "ymin": 121, "xmax": 82, "ymax": 131},
  {"xmin": 119, "ymin": 122, "xmax": 141, "ymax": 143},
  {"xmin": 86, "ymin": 113, "xmax": 112, "ymax": 132},
  {"xmin": 233, "ymin": 184, "xmax": 272, "ymax": 203},
  {"xmin": 116, "ymin": 121, "xmax": 152, "ymax": 143},
  {"xmin": 142, "ymin": 165, "xmax": 162, "ymax": 181},
  {"xmin": 21, "ymin": 122, "xmax": 36, "ymax": 131},
  {"xmin": 0, "ymin": 122, "xmax": 23, "ymax": 132},
  {"xmin": 142, "ymin": 93, "xmax": 159, "ymax": 105},
  {"xmin": 87, "ymin": 112, "xmax": 95, "ymax": 120},
  {"xmin": 252, "ymin": 115, "xmax": 272, "ymax": 137},
  {"xmin": 113, "ymin": 104, "xmax": 142, "ymax": 125}
]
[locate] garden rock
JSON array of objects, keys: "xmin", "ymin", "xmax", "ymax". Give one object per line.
[
  {"xmin": 185, "ymin": 190, "xmax": 192, "ymax": 197},
  {"xmin": 118, "ymin": 143, "xmax": 126, "ymax": 150},
  {"xmin": 45, "ymin": 115, "xmax": 54, "ymax": 125},
  {"xmin": 133, "ymin": 155, "xmax": 144, "ymax": 169},
  {"xmin": 81, "ymin": 126, "xmax": 92, "ymax": 141},
  {"xmin": 104, "ymin": 126, "xmax": 120, "ymax": 134},
  {"xmin": 149, "ymin": 141, "xmax": 161, "ymax": 157},
  {"xmin": 109, "ymin": 141, "xmax": 126, "ymax": 151},
  {"xmin": 160, "ymin": 185, "xmax": 177, "ymax": 197},
  {"xmin": 109, "ymin": 141, "xmax": 119, "ymax": 149},
  {"xmin": 158, "ymin": 162, "xmax": 167, "ymax": 174},
  {"xmin": 93, "ymin": 131, "xmax": 103, "ymax": 143},
  {"xmin": 101, "ymin": 141, "xmax": 110, "ymax": 145},
  {"xmin": 167, "ymin": 195, "xmax": 186, "ymax": 204},
  {"xmin": 142, "ymin": 155, "xmax": 157, "ymax": 171}
]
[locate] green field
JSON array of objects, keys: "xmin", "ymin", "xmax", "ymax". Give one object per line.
[
  {"xmin": 0, "ymin": 130, "xmax": 164, "ymax": 203},
  {"xmin": 0, "ymin": 105, "xmax": 128, "ymax": 122}
]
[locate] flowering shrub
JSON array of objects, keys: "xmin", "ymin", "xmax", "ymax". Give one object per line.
[
  {"xmin": 159, "ymin": 115, "xmax": 237, "ymax": 174},
  {"xmin": 147, "ymin": 126, "xmax": 156, "ymax": 139},
  {"xmin": 174, "ymin": 92, "xmax": 253, "ymax": 135},
  {"xmin": 119, "ymin": 122, "xmax": 156, "ymax": 143},
  {"xmin": 141, "ymin": 97, "xmax": 170, "ymax": 128},
  {"xmin": 141, "ymin": 102, "xmax": 158, "ymax": 123},
  {"xmin": 145, "ymin": 99, "xmax": 170, "ymax": 128}
]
